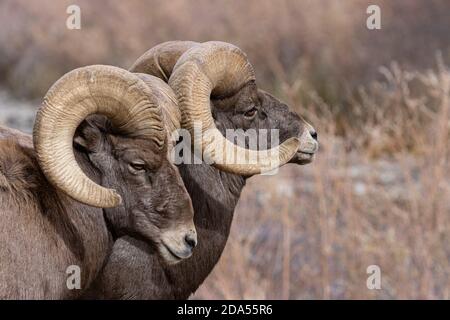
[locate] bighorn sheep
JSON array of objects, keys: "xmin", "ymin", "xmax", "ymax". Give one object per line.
[
  {"xmin": 0, "ymin": 65, "xmax": 196, "ymax": 299},
  {"xmin": 83, "ymin": 42, "xmax": 318, "ymax": 299}
]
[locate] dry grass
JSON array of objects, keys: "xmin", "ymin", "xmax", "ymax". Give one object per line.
[
  {"xmin": 1, "ymin": 0, "xmax": 449, "ymax": 103},
  {"xmin": 194, "ymin": 62, "xmax": 450, "ymax": 299},
  {"xmin": 0, "ymin": 0, "xmax": 449, "ymax": 299}
]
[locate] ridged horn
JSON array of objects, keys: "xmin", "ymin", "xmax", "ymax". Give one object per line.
[
  {"xmin": 134, "ymin": 73, "xmax": 180, "ymax": 146},
  {"xmin": 33, "ymin": 65, "xmax": 165, "ymax": 208},
  {"xmin": 131, "ymin": 41, "xmax": 198, "ymax": 145},
  {"xmin": 169, "ymin": 41, "xmax": 300, "ymax": 175},
  {"xmin": 130, "ymin": 41, "xmax": 199, "ymax": 82}
]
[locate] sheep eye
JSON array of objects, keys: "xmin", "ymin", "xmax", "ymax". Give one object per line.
[
  {"xmin": 128, "ymin": 161, "xmax": 146, "ymax": 172},
  {"xmin": 244, "ymin": 107, "xmax": 257, "ymax": 119}
]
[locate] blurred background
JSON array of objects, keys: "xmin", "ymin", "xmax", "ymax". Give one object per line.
[{"xmin": 0, "ymin": 0, "xmax": 449, "ymax": 299}]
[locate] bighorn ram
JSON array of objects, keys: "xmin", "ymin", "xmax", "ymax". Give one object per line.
[
  {"xmin": 83, "ymin": 42, "xmax": 318, "ymax": 299},
  {"xmin": 0, "ymin": 65, "xmax": 196, "ymax": 299}
]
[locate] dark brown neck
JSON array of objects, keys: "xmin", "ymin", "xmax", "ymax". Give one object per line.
[{"xmin": 163, "ymin": 163, "xmax": 246, "ymax": 298}]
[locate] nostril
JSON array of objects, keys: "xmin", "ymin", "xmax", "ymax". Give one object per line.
[
  {"xmin": 184, "ymin": 234, "xmax": 197, "ymax": 250},
  {"xmin": 310, "ymin": 131, "xmax": 318, "ymax": 141}
]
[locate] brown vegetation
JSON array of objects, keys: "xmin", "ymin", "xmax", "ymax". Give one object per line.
[
  {"xmin": 194, "ymin": 59, "xmax": 450, "ymax": 299},
  {"xmin": 0, "ymin": 0, "xmax": 449, "ymax": 299}
]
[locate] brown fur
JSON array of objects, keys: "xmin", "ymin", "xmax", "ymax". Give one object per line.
[
  {"xmin": 0, "ymin": 131, "xmax": 108, "ymax": 299},
  {"xmin": 0, "ymin": 116, "xmax": 194, "ymax": 299},
  {"xmin": 83, "ymin": 83, "xmax": 318, "ymax": 299}
]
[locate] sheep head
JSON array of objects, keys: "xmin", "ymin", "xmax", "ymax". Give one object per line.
[
  {"xmin": 130, "ymin": 41, "xmax": 318, "ymax": 175},
  {"xmin": 33, "ymin": 65, "xmax": 196, "ymax": 264}
]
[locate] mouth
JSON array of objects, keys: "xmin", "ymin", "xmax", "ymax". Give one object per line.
[
  {"xmin": 290, "ymin": 150, "xmax": 315, "ymax": 164},
  {"xmin": 164, "ymin": 243, "xmax": 184, "ymax": 259},
  {"xmin": 159, "ymin": 242, "xmax": 192, "ymax": 265}
]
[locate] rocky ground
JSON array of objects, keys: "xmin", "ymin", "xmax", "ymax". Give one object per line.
[{"xmin": 0, "ymin": 90, "xmax": 36, "ymax": 133}]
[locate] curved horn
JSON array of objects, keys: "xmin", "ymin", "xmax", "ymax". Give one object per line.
[
  {"xmin": 130, "ymin": 41, "xmax": 199, "ymax": 82},
  {"xmin": 168, "ymin": 41, "xmax": 300, "ymax": 175},
  {"xmin": 130, "ymin": 41, "xmax": 198, "ymax": 145},
  {"xmin": 134, "ymin": 73, "xmax": 180, "ymax": 144},
  {"xmin": 33, "ymin": 65, "xmax": 165, "ymax": 208}
]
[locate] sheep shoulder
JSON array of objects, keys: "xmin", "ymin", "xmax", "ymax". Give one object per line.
[
  {"xmin": 0, "ymin": 127, "xmax": 110, "ymax": 299},
  {"xmin": 0, "ymin": 134, "xmax": 42, "ymax": 203}
]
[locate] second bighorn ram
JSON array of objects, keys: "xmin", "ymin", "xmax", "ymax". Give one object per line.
[{"xmin": 0, "ymin": 65, "xmax": 196, "ymax": 299}]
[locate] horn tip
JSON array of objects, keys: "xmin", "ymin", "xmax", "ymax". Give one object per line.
[
  {"xmin": 279, "ymin": 137, "xmax": 301, "ymax": 164},
  {"xmin": 106, "ymin": 191, "xmax": 122, "ymax": 208},
  {"xmin": 285, "ymin": 137, "xmax": 301, "ymax": 151}
]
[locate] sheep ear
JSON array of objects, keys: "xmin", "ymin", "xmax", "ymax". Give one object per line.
[{"xmin": 73, "ymin": 119, "xmax": 103, "ymax": 153}]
